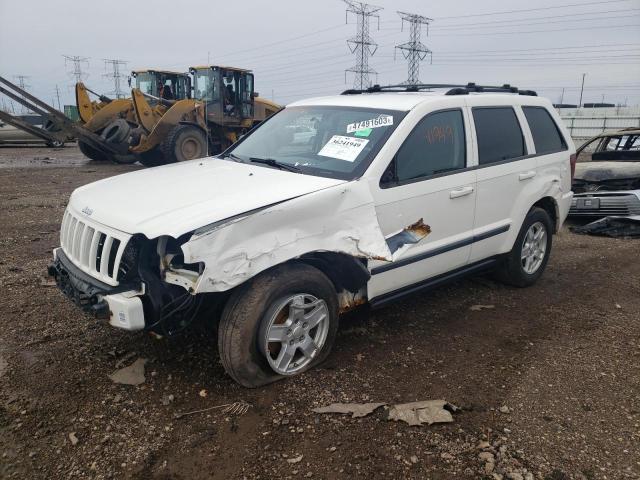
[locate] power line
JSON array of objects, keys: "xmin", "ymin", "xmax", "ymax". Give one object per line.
[
  {"xmin": 395, "ymin": 11, "xmax": 432, "ymax": 85},
  {"xmin": 63, "ymin": 55, "xmax": 89, "ymax": 84},
  {"xmin": 429, "ymin": 22, "xmax": 640, "ymax": 36},
  {"xmin": 430, "ymin": 0, "xmax": 635, "ymax": 20},
  {"xmin": 344, "ymin": 0, "xmax": 383, "ymax": 89},
  {"xmin": 429, "ymin": 11, "xmax": 640, "ymax": 30},
  {"xmin": 426, "ymin": 7, "xmax": 640, "ymax": 28},
  {"xmin": 103, "ymin": 58, "xmax": 128, "ymax": 98}
]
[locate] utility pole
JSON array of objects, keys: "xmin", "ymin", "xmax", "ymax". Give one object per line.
[
  {"xmin": 344, "ymin": 0, "xmax": 383, "ymax": 90},
  {"xmin": 578, "ymin": 73, "xmax": 586, "ymax": 108},
  {"xmin": 395, "ymin": 11, "xmax": 432, "ymax": 85},
  {"xmin": 63, "ymin": 55, "xmax": 90, "ymax": 84},
  {"xmin": 103, "ymin": 59, "xmax": 128, "ymax": 98},
  {"xmin": 55, "ymin": 84, "xmax": 62, "ymax": 110},
  {"xmin": 559, "ymin": 88, "xmax": 565, "ymax": 106},
  {"xmin": 14, "ymin": 75, "xmax": 31, "ymax": 113}
]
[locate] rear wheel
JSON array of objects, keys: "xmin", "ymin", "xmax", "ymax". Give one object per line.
[
  {"xmin": 46, "ymin": 139, "xmax": 64, "ymax": 148},
  {"xmin": 218, "ymin": 263, "xmax": 339, "ymax": 388},
  {"xmin": 494, "ymin": 207, "xmax": 553, "ymax": 287},
  {"xmin": 161, "ymin": 124, "xmax": 208, "ymax": 163},
  {"xmin": 78, "ymin": 139, "xmax": 108, "ymax": 162}
]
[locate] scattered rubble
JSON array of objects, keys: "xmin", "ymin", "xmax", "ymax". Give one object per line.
[
  {"xmin": 108, "ymin": 358, "xmax": 147, "ymax": 385},
  {"xmin": 312, "ymin": 402, "xmax": 385, "ymax": 418},
  {"xmin": 174, "ymin": 401, "xmax": 251, "ymax": 419},
  {"xmin": 470, "ymin": 304, "xmax": 495, "ymax": 311}
]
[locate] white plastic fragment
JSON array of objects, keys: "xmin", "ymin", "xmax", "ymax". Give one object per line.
[{"xmin": 387, "ymin": 400, "xmax": 459, "ymax": 426}]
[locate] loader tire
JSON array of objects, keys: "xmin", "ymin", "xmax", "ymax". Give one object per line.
[
  {"xmin": 161, "ymin": 124, "xmax": 207, "ymax": 163},
  {"xmin": 101, "ymin": 119, "xmax": 131, "ymax": 145},
  {"xmin": 137, "ymin": 148, "xmax": 167, "ymax": 168},
  {"xmin": 78, "ymin": 140, "xmax": 108, "ymax": 162}
]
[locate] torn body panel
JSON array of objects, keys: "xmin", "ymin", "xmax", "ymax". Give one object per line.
[{"xmin": 181, "ymin": 181, "xmax": 427, "ymax": 294}]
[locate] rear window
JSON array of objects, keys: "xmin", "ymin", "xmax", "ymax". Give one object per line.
[
  {"xmin": 523, "ymin": 106, "xmax": 567, "ymax": 154},
  {"xmin": 473, "ymin": 107, "xmax": 526, "ymax": 164}
]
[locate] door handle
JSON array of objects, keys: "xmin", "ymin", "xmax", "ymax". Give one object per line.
[
  {"xmin": 449, "ymin": 186, "xmax": 474, "ymax": 199},
  {"xmin": 518, "ymin": 171, "xmax": 536, "ymax": 181}
]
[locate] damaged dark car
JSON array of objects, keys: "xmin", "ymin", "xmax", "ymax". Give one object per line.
[{"xmin": 569, "ymin": 128, "xmax": 640, "ymax": 217}]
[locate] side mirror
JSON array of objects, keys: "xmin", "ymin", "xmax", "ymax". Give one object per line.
[{"xmin": 252, "ymin": 92, "xmax": 259, "ymax": 98}]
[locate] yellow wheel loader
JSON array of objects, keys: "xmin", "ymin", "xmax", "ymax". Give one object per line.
[
  {"xmin": 129, "ymin": 65, "xmax": 281, "ymax": 166},
  {"xmin": 76, "ymin": 70, "xmax": 192, "ymax": 163}
]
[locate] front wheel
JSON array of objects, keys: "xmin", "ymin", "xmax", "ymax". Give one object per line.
[
  {"xmin": 161, "ymin": 124, "xmax": 208, "ymax": 163},
  {"xmin": 218, "ymin": 263, "xmax": 339, "ymax": 388},
  {"xmin": 494, "ymin": 207, "xmax": 553, "ymax": 287},
  {"xmin": 46, "ymin": 140, "xmax": 64, "ymax": 148}
]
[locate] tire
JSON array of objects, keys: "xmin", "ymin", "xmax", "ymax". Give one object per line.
[
  {"xmin": 161, "ymin": 124, "xmax": 208, "ymax": 163},
  {"xmin": 46, "ymin": 140, "xmax": 65, "ymax": 148},
  {"xmin": 78, "ymin": 139, "xmax": 108, "ymax": 162},
  {"xmin": 111, "ymin": 153, "xmax": 139, "ymax": 165},
  {"xmin": 494, "ymin": 207, "xmax": 553, "ymax": 287},
  {"xmin": 137, "ymin": 148, "xmax": 168, "ymax": 168},
  {"xmin": 100, "ymin": 119, "xmax": 131, "ymax": 145},
  {"xmin": 218, "ymin": 263, "xmax": 339, "ymax": 388}
]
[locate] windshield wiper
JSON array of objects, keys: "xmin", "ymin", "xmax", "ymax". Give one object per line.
[
  {"xmin": 249, "ymin": 157, "xmax": 301, "ymax": 173},
  {"xmin": 221, "ymin": 152, "xmax": 243, "ymax": 162}
]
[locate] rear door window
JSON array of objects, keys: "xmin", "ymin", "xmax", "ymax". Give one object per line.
[
  {"xmin": 473, "ymin": 107, "xmax": 526, "ymax": 165},
  {"xmin": 522, "ymin": 107, "xmax": 567, "ymax": 154}
]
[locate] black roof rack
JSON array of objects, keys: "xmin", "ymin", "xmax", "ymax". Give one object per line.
[{"xmin": 341, "ymin": 82, "xmax": 537, "ymax": 97}]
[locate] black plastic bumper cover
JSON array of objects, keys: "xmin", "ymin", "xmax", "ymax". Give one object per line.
[{"xmin": 48, "ymin": 249, "xmax": 139, "ymax": 319}]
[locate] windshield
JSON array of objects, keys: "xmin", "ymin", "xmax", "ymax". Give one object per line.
[
  {"xmin": 135, "ymin": 73, "xmax": 156, "ymax": 96},
  {"xmin": 225, "ymin": 105, "xmax": 406, "ymax": 179},
  {"xmin": 194, "ymin": 70, "xmax": 219, "ymax": 102}
]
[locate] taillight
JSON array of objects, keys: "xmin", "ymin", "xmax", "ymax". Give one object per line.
[{"xmin": 569, "ymin": 153, "xmax": 576, "ymax": 181}]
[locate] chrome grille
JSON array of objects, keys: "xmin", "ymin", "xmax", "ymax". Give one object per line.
[
  {"xmin": 569, "ymin": 193, "xmax": 640, "ymax": 217},
  {"xmin": 59, "ymin": 208, "xmax": 131, "ymax": 286}
]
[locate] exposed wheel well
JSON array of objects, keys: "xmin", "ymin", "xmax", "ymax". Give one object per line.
[
  {"xmin": 297, "ymin": 252, "xmax": 370, "ymax": 294},
  {"xmin": 532, "ymin": 197, "xmax": 558, "ymax": 233}
]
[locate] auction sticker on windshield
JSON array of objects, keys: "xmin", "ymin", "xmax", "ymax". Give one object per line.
[
  {"xmin": 346, "ymin": 114, "xmax": 393, "ymax": 133},
  {"xmin": 318, "ymin": 135, "xmax": 369, "ymax": 162}
]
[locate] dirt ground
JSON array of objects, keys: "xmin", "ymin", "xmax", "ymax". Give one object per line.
[{"xmin": 0, "ymin": 145, "xmax": 638, "ymax": 480}]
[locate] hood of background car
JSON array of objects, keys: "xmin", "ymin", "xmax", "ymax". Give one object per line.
[
  {"xmin": 68, "ymin": 158, "xmax": 345, "ymax": 238},
  {"xmin": 574, "ymin": 161, "xmax": 640, "ymax": 182}
]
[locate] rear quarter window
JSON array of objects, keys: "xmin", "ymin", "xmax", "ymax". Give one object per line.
[
  {"xmin": 472, "ymin": 107, "xmax": 526, "ymax": 165},
  {"xmin": 523, "ymin": 106, "xmax": 567, "ymax": 154}
]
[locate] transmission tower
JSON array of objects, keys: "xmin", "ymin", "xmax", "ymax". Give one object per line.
[
  {"xmin": 13, "ymin": 75, "xmax": 31, "ymax": 113},
  {"xmin": 344, "ymin": 1, "xmax": 383, "ymax": 90},
  {"xmin": 103, "ymin": 59, "xmax": 128, "ymax": 98},
  {"xmin": 395, "ymin": 11, "xmax": 432, "ymax": 85},
  {"xmin": 63, "ymin": 55, "xmax": 89, "ymax": 84}
]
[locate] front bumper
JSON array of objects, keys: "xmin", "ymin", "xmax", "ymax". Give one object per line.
[
  {"xmin": 48, "ymin": 248, "xmax": 146, "ymax": 331},
  {"xmin": 569, "ymin": 190, "xmax": 640, "ymax": 217}
]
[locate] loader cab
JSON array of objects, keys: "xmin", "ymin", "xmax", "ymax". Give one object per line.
[
  {"xmin": 190, "ymin": 65, "xmax": 255, "ymax": 127},
  {"xmin": 131, "ymin": 70, "xmax": 191, "ymax": 102}
]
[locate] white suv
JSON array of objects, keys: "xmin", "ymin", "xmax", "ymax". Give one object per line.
[{"xmin": 48, "ymin": 83, "xmax": 575, "ymax": 387}]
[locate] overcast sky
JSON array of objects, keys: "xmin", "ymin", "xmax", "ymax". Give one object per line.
[{"xmin": 1, "ymin": 0, "xmax": 639, "ymax": 111}]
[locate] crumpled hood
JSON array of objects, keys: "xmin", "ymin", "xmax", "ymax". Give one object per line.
[
  {"xmin": 68, "ymin": 158, "xmax": 345, "ymax": 238},
  {"xmin": 574, "ymin": 161, "xmax": 640, "ymax": 182}
]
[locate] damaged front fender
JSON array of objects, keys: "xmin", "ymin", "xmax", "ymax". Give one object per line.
[{"xmin": 180, "ymin": 181, "xmax": 424, "ymax": 293}]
